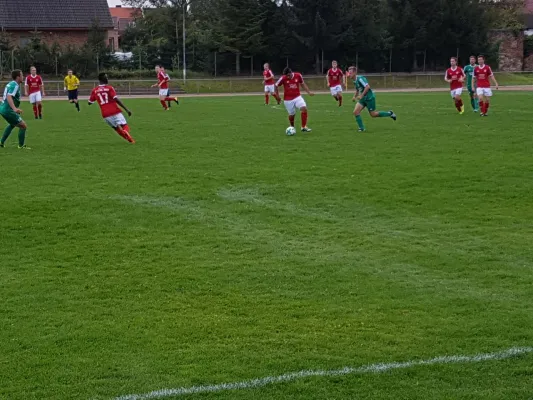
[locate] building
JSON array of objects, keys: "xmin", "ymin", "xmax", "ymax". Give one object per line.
[
  {"xmin": 110, "ymin": 6, "xmax": 142, "ymax": 50},
  {"xmin": 0, "ymin": 0, "xmax": 117, "ymax": 51}
]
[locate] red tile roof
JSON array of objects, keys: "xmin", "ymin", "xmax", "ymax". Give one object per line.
[{"xmin": 110, "ymin": 7, "xmax": 141, "ymax": 19}]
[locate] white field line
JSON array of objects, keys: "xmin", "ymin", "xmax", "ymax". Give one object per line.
[
  {"xmin": 33, "ymin": 85, "xmax": 533, "ymax": 101},
  {"xmin": 114, "ymin": 346, "xmax": 532, "ymax": 400}
]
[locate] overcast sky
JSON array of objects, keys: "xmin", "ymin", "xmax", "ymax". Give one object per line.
[{"xmin": 108, "ymin": 0, "xmax": 123, "ymax": 6}]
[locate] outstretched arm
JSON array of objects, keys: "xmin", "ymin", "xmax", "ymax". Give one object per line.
[
  {"xmin": 115, "ymin": 97, "xmax": 132, "ymax": 116},
  {"xmin": 301, "ymin": 82, "xmax": 314, "ymax": 96}
]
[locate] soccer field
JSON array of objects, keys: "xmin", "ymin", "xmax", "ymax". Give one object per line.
[{"xmin": 2, "ymin": 92, "xmax": 533, "ymax": 400}]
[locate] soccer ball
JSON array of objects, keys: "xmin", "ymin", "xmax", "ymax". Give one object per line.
[{"xmin": 286, "ymin": 126, "xmax": 296, "ymax": 136}]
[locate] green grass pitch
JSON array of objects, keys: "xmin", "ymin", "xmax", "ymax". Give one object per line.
[{"xmin": 2, "ymin": 92, "xmax": 533, "ymax": 400}]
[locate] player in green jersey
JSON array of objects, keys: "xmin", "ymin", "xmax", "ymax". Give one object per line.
[
  {"xmin": 347, "ymin": 66, "xmax": 396, "ymax": 132},
  {"xmin": 463, "ymin": 55, "xmax": 479, "ymax": 112},
  {"xmin": 0, "ymin": 70, "xmax": 30, "ymax": 149}
]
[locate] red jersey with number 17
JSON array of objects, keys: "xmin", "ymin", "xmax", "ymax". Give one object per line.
[
  {"xmin": 25, "ymin": 75, "xmax": 43, "ymax": 94},
  {"xmin": 263, "ymin": 69, "xmax": 275, "ymax": 85},
  {"xmin": 474, "ymin": 65, "xmax": 493, "ymax": 88},
  {"xmin": 276, "ymin": 73, "xmax": 304, "ymax": 101},
  {"xmin": 327, "ymin": 68, "xmax": 344, "ymax": 87},
  {"xmin": 445, "ymin": 67, "xmax": 464, "ymax": 90},
  {"xmin": 89, "ymin": 85, "xmax": 121, "ymax": 118}
]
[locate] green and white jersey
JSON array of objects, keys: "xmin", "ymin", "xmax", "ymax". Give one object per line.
[
  {"xmin": 353, "ymin": 75, "xmax": 374, "ymax": 100},
  {"xmin": 1, "ymin": 81, "xmax": 21, "ymax": 113},
  {"xmin": 463, "ymin": 64, "xmax": 477, "ymax": 88}
]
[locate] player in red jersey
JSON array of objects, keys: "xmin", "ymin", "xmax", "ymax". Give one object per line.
[
  {"xmin": 262, "ymin": 63, "xmax": 281, "ymax": 105},
  {"xmin": 24, "ymin": 66, "xmax": 45, "ymax": 119},
  {"xmin": 473, "ymin": 55, "xmax": 498, "ymax": 117},
  {"xmin": 275, "ymin": 67, "xmax": 314, "ymax": 132},
  {"xmin": 326, "ymin": 60, "xmax": 344, "ymax": 106},
  {"xmin": 88, "ymin": 73, "xmax": 135, "ymax": 143},
  {"xmin": 151, "ymin": 65, "xmax": 179, "ymax": 110},
  {"xmin": 444, "ymin": 57, "xmax": 465, "ymax": 114}
]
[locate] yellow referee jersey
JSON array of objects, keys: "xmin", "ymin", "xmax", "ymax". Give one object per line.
[{"xmin": 64, "ymin": 75, "xmax": 80, "ymax": 91}]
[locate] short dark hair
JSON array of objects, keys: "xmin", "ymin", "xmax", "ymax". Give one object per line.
[
  {"xmin": 12, "ymin": 70, "xmax": 22, "ymax": 80},
  {"xmin": 470, "ymin": 55, "xmax": 476, "ymax": 59},
  {"xmin": 478, "ymin": 55, "xmax": 485, "ymax": 59},
  {"xmin": 348, "ymin": 66, "xmax": 357, "ymax": 72},
  {"xmin": 450, "ymin": 57, "xmax": 457, "ymax": 61},
  {"xmin": 98, "ymin": 72, "xmax": 109, "ymax": 84},
  {"xmin": 283, "ymin": 67, "xmax": 292, "ymax": 75}
]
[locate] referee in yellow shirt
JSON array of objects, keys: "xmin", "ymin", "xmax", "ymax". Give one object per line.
[{"xmin": 64, "ymin": 69, "xmax": 80, "ymax": 112}]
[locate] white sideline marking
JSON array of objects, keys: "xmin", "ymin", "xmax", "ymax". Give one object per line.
[{"xmin": 114, "ymin": 346, "xmax": 532, "ymax": 400}]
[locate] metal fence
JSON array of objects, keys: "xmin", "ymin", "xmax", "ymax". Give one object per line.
[{"xmin": 2, "ymin": 72, "xmax": 533, "ymax": 97}]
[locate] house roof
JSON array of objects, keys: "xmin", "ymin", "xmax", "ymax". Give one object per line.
[
  {"xmin": 0, "ymin": 0, "xmax": 113, "ymax": 30},
  {"xmin": 110, "ymin": 7, "xmax": 140, "ymax": 19}
]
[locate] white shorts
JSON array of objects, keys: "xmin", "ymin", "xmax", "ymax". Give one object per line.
[
  {"xmin": 104, "ymin": 113, "xmax": 127, "ymax": 128},
  {"xmin": 159, "ymin": 88, "xmax": 169, "ymax": 97},
  {"xmin": 29, "ymin": 92, "xmax": 42, "ymax": 104},
  {"xmin": 450, "ymin": 88, "xmax": 463, "ymax": 98},
  {"xmin": 476, "ymin": 87, "xmax": 493, "ymax": 97},
  {"xmin": 284, "ymin": 96, "xmax": 306, "ymax": 115},
  {"xmin": 264, "ymin": 84, "xmax": 276, "ymax": 94},
  {"xmin": 330, "ymin": 85, "xmax": 343, "ymax": 96}
]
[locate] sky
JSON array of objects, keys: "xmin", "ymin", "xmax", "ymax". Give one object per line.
[{"xmin": 108, "ymin": 0, "xmax": 123, "ymax": 6}]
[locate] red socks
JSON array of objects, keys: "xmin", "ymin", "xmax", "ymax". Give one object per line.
[
  {"xmin": 288, "ymin": 115, "xmax": 295, "ymax": 127},
  {"xmin": 273, "ymin": 93, "xmax": 281, "ymax": 104},
  {"xmin": 455, "ymin": 99, "xmax": 463, "ymax": 112},
  {"xmin": 160, "ymin": 100, "xmax": 168, "ymax": 110},
  {"xmin": 265, "ymin": 94, "xmax": 269, "ymax": 105},
  {"xmin": 478, "ymin": 101, "xmax": 490, "ymax": 114},
  {"xmin": 115, "ymin": 125, "xmax": 135, "ymax": 143},
  {"xmin": 301, "ymin": 111, "xmax": 308, "ymax": 127},
  {"xmin": 32, "ymin": 105, "xmax": 38, "ymax": 118},
  {"xmin": 338, "ymin": 95, "xmax": 343, "ymax": 107},
  {"xmin": 38, "ymin": 104, "xmax": 42, "ymax": 116}
]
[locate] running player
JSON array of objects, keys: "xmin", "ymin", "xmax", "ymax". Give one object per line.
[
  {"xmin": 347, "ymin": 66, "xmax": 396, "ymax": 132},
  {"xmin": 444, "ymin": 57, "xmax": 465, "ymax": 114},
  {"xmin": 0, "ymin": 70, "xmax": 30, "ymax": 149},
  {"xmin": 151, "ymin": 65, "xmax": 179, "ymax": 110},
  {"xmin": 473, "ymin": 55, "xmax": 498, "ymax": 117},
  {"xmin": 463, "ymin": 55, "xmax": 479, "ymax": 112},
  {"xmin": 88, "ymin": 73, "xmax": 135, "ymax": 144},
  {"xmin": 64, "ymin": 69, "xmax": 80, "ymax": 112},
  {"xmin": 262, "ymin": 63, "xmax": 281, "ymax": 105},
  {"xmin": 275, "ymin": 67, "xmax": 314, "ymax": 132},
  {"xmin": 326, "ymin": 60, "xmax": 344, "ymax": 106},
  {"xmin": 24, "ymin": 66, "xmax": 45, "ymax": 119}
]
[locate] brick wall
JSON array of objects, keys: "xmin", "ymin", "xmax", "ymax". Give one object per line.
[
  {"xmin": 488, "ymin": 30, "xmax": 524, "ymax": 71},
  {"xmin": 7, "ymin": 29, "xmax": 118, "ymax": 51},
  {"xmin": 8, "ymin": 30, "xmax": 90, "ymax": 48}
]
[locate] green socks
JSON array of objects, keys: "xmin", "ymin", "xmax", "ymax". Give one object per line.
[
  {"xmin": 377, "ymin": 111, "xmax": 392, "ymax": 118},
  {"xmin": 18, "ymin": 128, "xmax": 26, "ymax": 147},
  {"xmin": 1, "ymin": 125, "xmax": 14, "ymax": 144},
  {"xmin": 355, "ymin": 115, "xmax": 364, "ymax": 130}
]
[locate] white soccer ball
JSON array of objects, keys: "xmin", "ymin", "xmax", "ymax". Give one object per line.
[{"xmin": 286, "ymin": 126, "xmax": 296, "ymax": 136}]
